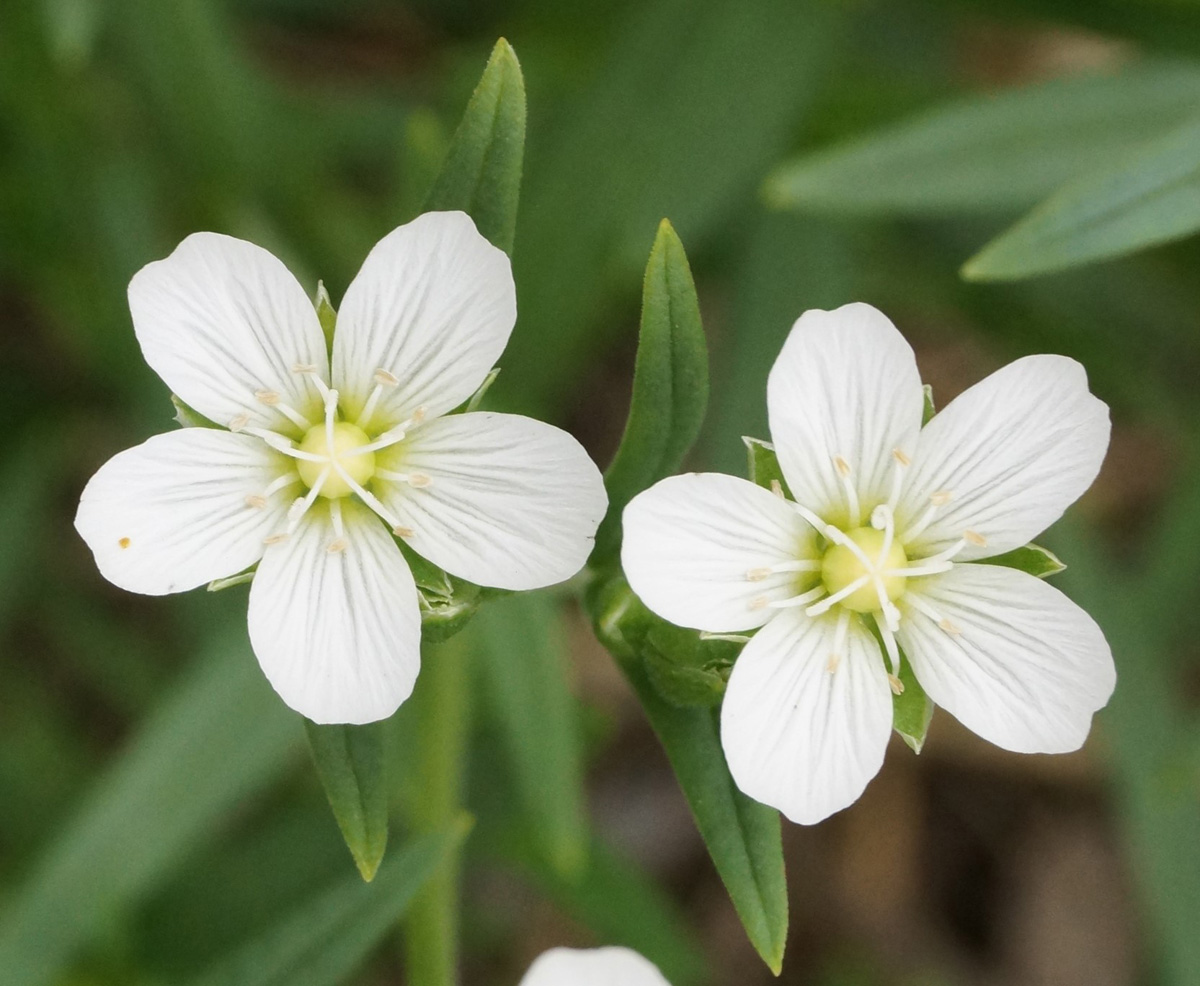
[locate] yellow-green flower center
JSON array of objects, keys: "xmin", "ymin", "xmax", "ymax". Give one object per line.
[
  {"xmin": 296, "ymin": 422, "xmax": 376, "ymax": 498},
  {"xmin": 820, "ymin": 526, "xmax": 908, "ymax": 613}
]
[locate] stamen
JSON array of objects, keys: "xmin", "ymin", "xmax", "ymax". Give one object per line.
[
  {"xmin": 263, "ymin": 533, "xmax": 289, "ymax": 545},
  {"xmin": 327, "ymin": 538, "xmax": 348, "ymax": 554},
  {"xmin": 884, "ymin": 536, "xmax": 968, "ymax": 578},
  {"xmin": 375, "ymin": 468, "xmax": 432, "ymax": 488},
  {"xmin": 326, "ymin": 459, "xmax": 403, "ymax": 529},
  {"xmin": 939, "ymin": 618, "xmax": 962, "ymax": 635},
  {"xmin": 830, "ymin": 610, "xmax": 850, "ymax": 670},
  {"xmin": 255, "ymin": 389, "xmax": 280, "ymax": 405},
  {"xmin": 885, "ymin": 449, "xmax": 909, "ymax": 512},
  {"xmin": 286, "ymin": 467, "xmax": 329, "ymax": 532},
  {"xmin": 806, "ymin": 574, "xmax": 869, "ymax": 617},
  {"xmin": 229, "ymin": 413, "xmax": 250, "ymax": 432},
  {"xmin": 883, "ymin": 561, "xmax": 954, "ymax": 579},
  {"xmin": 744, "ymin": 559, "xmax": 821, "ymax": 581},
  {"xmin": 887, "ymin": 674, "xmax": 905, "ymax": 695},
  {"xmin": 876, "ymin": 613, "xmax": 902, "ymax": 677},
  {"xmin": 392, "ymin": 525, "xmax": 414, "ymax": 538},
  {"xmin": 826, "ymin": 653, "xmax": 841, "ymax": 674},
  {"xmin": 964, "ymin": 529, "xmax": 987, "ymax": 547},
  {"xmin": 245, "ymin": 428, "xmax": 327, "ymax": 462},
  {"xmin": 343, "ymin": 406, "xmax": 428, "ymax": 458},
  {"xmin": 293, "ymin": 362, "xmax": 332, "ymax": 402},
  {"xmin": 700, "ymin": 631, "xmax": 752, "ymax": 644},
  {"xmin": 766, "ymin": 586, "xmax": 826, "ymax": 609},
  {"xmin": 355, "ymin": 384, "xmax": 384, "ymax": 429},
  {"xmin": 833, "ymin": 455, "xmax": 851, "ymax": 478},
  {"xmin": 374, "ymin": 368, "xmax": 400, "ymax": 387},
  {"xmin": 907, "ymin": 594, "xmax": 961, "ymax": 637},
  {"xmin": 244, "ymin": 494, "xmax": 267, "ymax": 509},
  {"xmin": 898, "ymin": 489, "xmax": 954, "ymax": 543},
  {"xmin": 892, "ymin": 448, "xmax": 911, "ymax": 467},
  {"xmin": 832, "ymin": 454, "xmax": 861, "ymax": 526},
  {"xmin": 770, "ymin": 479, "xmax": 784, "ymax": 499},
  {"xmin": 263, "ymin": 473, "xmax": 301, "ymax": 498},
  {"xmin": 330, "ymin": 498, "xmax": 345, "ymax": 539}
]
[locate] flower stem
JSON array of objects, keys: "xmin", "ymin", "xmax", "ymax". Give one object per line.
[{"xmin": 401, "ymin": 633, "xmax": 471, "ymax": 986}]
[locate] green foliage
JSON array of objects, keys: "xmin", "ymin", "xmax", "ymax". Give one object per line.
[
  {"xmin": 591, "ymin": 576, "xmax": 788, "ymax": 975},
  {"xmin": 976, "ymin": 543, "xmax": 1066, "ymax": 579},
  {"xmin": 187, "ymin": 820, "xmax": 469, "ymax": 986},
  {"xmin": 766, "ymin": 62, "xmax": 1200, "ymax": 215},
  {"xmin": 303, "ymin": 721, "xmax": 388, "ymax": 882},
  {"xmin": 891, "ymin": 651, "xmax": 935, "ymax": 755},
  {"xmin": 593, "ymin": 220, "xmax": 708, "ymax": 568},
  {"xmin": 473, "ymin": 593, "xmax": 588, "ymax": 879},
  {"xmin": 964, "ymin": 114, "xmax": 1200, "ymax": 279}
]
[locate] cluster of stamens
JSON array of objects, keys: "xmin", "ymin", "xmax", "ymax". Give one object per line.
[
  {"xmin": 748, "ymin": 449, "xmax": 985, "ymax": 691},
  {"xmin": 233, "ymin": 364, "xmax": 431, "ymax": 550}
]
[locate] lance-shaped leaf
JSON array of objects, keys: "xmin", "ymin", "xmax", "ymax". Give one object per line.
[
  {"xmin": 423, "ymin": 38, "xmax": 525, "ymax": 254},
  {"xmin": 976, "ymin": 543, "xmax": 1066, "ymax": 579},
  {"xmin": 304, "ymin": 721, "xmax": 388, "ymax": 882},
  {"xmin": 891, "ymin": 650, "xmax": 934, "ymax": 754},
  {"xmin": 744, "ymin": 436, "xmax": 790, "ymax": 498},
  {"xmin": 591, "ymin": 576, "xmax": 788, "ymax": 975},
  {"xmin": 765, "ymin": 62, "xmax": 1200, "ymax": 216},
  {"xmin": 964, "ymin": 114, "xmax": 1200, "ymax": 280},
  {"xmin": 187, "ymin": 819, "xmax": 469, "ymax": 986},
  {"xmin": 592, "ymin": 220, "xmax": 708, "ymax": 568}
]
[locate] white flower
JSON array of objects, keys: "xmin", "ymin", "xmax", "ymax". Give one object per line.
[
  {"xmin": 622, "ymin": 303, "xmax": 1115, "ymax": 825},
  {"xmin": 519, "ymin": 947, "xmax": 671, "ymax": 986},
  {"xmin": 76, "ymin": 211, "xmax": 608, "ymax": 725}
]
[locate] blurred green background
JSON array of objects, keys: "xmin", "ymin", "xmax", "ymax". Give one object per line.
[{"xmin": 2, "ymin": 0, "xmax": 1199, "ymax": 984}]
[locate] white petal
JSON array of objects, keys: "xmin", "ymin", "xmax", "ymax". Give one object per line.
[
  {"xmin": 247, "ymin": 499, "xmax": 421, "ymax": 724},
  {"xmin": 519, "ymin": 947, "xmax": 672, "ymax": 986},
  {"xmin": 767, "ymin": 303, "xmax": 924, "ymax": 524},
  {"xmin": 74, "ymin": 429, "xmax": 292, "ymax": 595},
  {"xmin": 897, "ymin": 563, "xmax": 1115, "ymax": 754},
  {"xmin": 898, "ymin": 355, "xmax": 1110, "ymax": 560},
  {"xmin": 129, "ymin": 233, "xmax": 329, "ymax": 433},
  {"xmin": 332, "ymin": 211, "xmax": 516, "ymax": 427},
  {"xmin": 375, "ymin": 412, "xmax": 607, "ymax": 591},
  {"xmin": 621, "ymin": 473, "xmax": 818, "ymax": 633},
  {"xmin": 721, "ymin": 609, "xmax": 893, "ymax": 825}
]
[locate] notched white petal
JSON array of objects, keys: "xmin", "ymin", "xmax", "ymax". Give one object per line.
[
  {"xmin": 519, "ymin": 947, "xmax": 672, "ymax": 986},
  {"xmin": 74, "ymin": 429, "xmax": 292, "ymax": 595}
]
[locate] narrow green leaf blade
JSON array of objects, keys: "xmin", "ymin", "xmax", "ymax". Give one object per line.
[
  {"xmin": 304, "ymin": 721, "xmax": 388, "ymax": 882},
  {"xmin": 0, "ymin": 640, "xmax": 301, "ymax": 986},
  {"xmin": 964, "ymin": 114, "xmax": 1200, "ymax": 280},
  {"xmin": 473, "ymin": 593, "xmax": 588, "ymax": 879},
  {"xmin": 593, "ymin": 220, "xmax": 708, "ymax": 566},
  {"xmin": 891, "ymin": 650, "xmax": 934, "ymax": 754},
  {"xmin": 976, "ymin": 542, "xmax": 1066, "ymax": 579},
  {"xmin": 593, "ymin": 578, "xmax": 788, "ymax": 974},
  {"xmin": 423, "ymin": 38, "xmax": 525, "ymax": 254},
  {"xmin": 188, "ymin": 819, "xmax": 469, "ymax": 986},
  {"xmin": 743, "ymin": 436, "xmax": 790, "ymax": 497},
  {"xmin": 766, "ymin": 62, "xmax": 1200, "ymax": 216}
]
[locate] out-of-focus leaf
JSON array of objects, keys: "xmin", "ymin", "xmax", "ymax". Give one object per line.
[
  {"xmin": 591, "ymin": 577, "xmax": 788, "ymax": 975},
  {"xmin": 964, "ymin": 114, "xmax": 1200, "ymax": 280},
  {"xmin": 593, "ymin": 220, "xmax": 707, "ymax": 567},
  {"xmin": 473, "ymin": 593, "xmax": 587, "ymax": 879},
  {"xmin": 187, "ymin": 820, "xmax": 469, "ymax": 986},
  {"xmin": 891, "ymin": 651, "xmax": 934, "ymax": 754},
  {"xmin": 423, "ymin": 38, "xmax": 525, "ymax": 254},
  {"xmin": 0, "ymin": 640, "xmax": 301, "ymax": 986},
  {"xmin": 921, "ymin": 384, "xmax": 935, "ymax": 425},
  {"xmin": 766, "ymin": 63, "xmax": 1200, "ymax": 216},
  {"xmin": 304, "ymin": 721, "xmax": 388, "ymax": 882},
  {"xmin": 976, "ymin": 543, "xmax": 1066, "ymax": 579},
  {"xmin": 641, "ymin": 620, "xmax": 739, "ymax": 709}
]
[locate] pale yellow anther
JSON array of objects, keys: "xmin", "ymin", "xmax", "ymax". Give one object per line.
[
  {"xmin": 833, "ymin": 455, "xmax": 852, "ymax": 478},
  {"xmin": 245, "ymin": 494, "xmax": 267, "ymax": 509},
  {"xmin": 745, "ymin": 567, "xmax": 771, "ymax": 582},
  {"xmin": 930, "ymin": 490, "xmax": 953, "ymax": 506},
  {"xmin": 964, "ymin": 529, "xmax": 987, "ymax": 547},
  {"xmin": 887, "ymin": 674, "xmax": 905, "ymax": 695},
  {"xmin": 892, "ymin": 448, "xmax": 911, "ymax": 467},
  {"xmin": 748, "ymin": 596, "xmax": 769, "ymax": 611},
  {"xmin": 263, "ymin": 533, "xmax": 290, "ymax": 545},
  {"xmin": 291, "ymin": 363, "xmax": 318, "ymax": 375},
  {"xmin": 327, "ymin": 538, "xmax": 348, "ymax": 554},
  {"xmin": 770, "ymin": 479, "xmax": 784, "ymax": 499},
  {"xmin": 826, "ymin": 653, "xmax": 842, "ymax": 674},
  {"xmin": 411, "ymin": 406, "xmax": 427, "ymax": 424},
  {"xmin": 374, "ymin": 368, "xmax": 400, "ymax": 387},
  {"xmin": 408, "ymin": 473, "xmax": 432, "ymax": 489},
  {"xmin": 254, "ymin": 389, "xmax": 281, "ymax": 406},
  {"xmin": 229, "ymin": 413, "xmax": 250, "ymax": 432},
  {"xmin": 392, "ymin": 525, "xmax": 415, "ymax": 538},
  {"xmin": 938, "ymin": 618, "xmax": 962, "ymax": 635}
]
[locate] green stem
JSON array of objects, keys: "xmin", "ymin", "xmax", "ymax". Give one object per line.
[{"xmin": 401, "ymin": 633, "xmax": 471, "ymax": 986}]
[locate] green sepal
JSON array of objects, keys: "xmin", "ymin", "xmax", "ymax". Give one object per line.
[
  {"xmin": 642, "ymin": 621, "xmax": 738, "ymax": 709},
  {"xmin": 315, "ymin": 280, "xmax": 337, "ymax": 351},
  {"xmin": 921, "ymin": 383, "xmax": 935, "ymax": 425},
  {"xmin": 592, "ymin": 220, "xmax": 708, "ymax": 568},
  {"xmin": 207, "ymin": 568, "xmax": 255, "ymax": 592},
  {"xmin": 171, "ymin": 394, "xmax": 221, "ymax": 429},
  {"xmin": 976, "ymin": 542, "xmax": 1066, "ymax": 579},
  {"xmin": 395, "ymin": 539, "xmax": 483, "ymax": 641},
  {"xmin": 891, "ymin": 649, "xmax": 934, "ymax": 754},
  {"xmin": 423, "ymin": 38, "xmax": 525, "ymax": 254},
  {"xmin": 588, "ymin": 575, "xmax": 788, "ymax": 974},
  {"xmin": 743, "ymin": 436, "xmax": 791, "ymax": 497},
  {"xmin": 465, "ymin": 367, "xmax": 500, "ymax": 412},
  {"xmin": 304, "ymin": 720, "xmax": 389, "ymax": 882}
]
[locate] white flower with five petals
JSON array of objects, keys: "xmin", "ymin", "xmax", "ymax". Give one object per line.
[
  {"xmin": 519, "ymin": 947, "xmax": 671, "ymax": 986},
  {"xmin": 76, "ymin": 211, "xmax": 607, "ymax": 725},
  {"xmin": 622, "ymin": 303, "xmax": 1115, "ymax": 825}
]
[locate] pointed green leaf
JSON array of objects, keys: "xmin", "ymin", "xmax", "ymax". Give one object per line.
[
  {"xmin": 473, "ymin": 594, "xmax": 588, "ymax": 879},
  {"xmin": 304, "ymin": 721, "xmax": 388, "ymax": 882},
  {"xmin": 743, "ymin": 436, "xmax": 791, "ymax": 497},
  {"xmin": 976, "ymin": 542, "xmax": 1066, "ymax": 579},
  {"xmin": 0, "ymin": 640, "xmax": 300, "ymax": 986},
  {"xmin": 921, "ymin": 383, "xmax": 935, "ymax": 425},
  {"xmin": 591, "ymin": 577, "xmax": 788, "ymax": 975},
  {"xmin": 964, "ymin": 114, "xmax": 1200, "ymax": 280},
  {"xmin": 641, "ymin": 620, "xmax": 738, "ymax": 709},
  {"xmin": 592, "ymin": 220, "xmax": 708, "ymax": 567},
  {"xmin": 423, "ymin": 38, "xmax": 525, "ymax": 254},
  {"xmin": 891, "ymin": 650, "xmax": 934, "ymax": 754},
  {"xmin": 766, "ymin": 62, "xmax": 1200, "ymax": 216},
  {"xmin": 188, "ymin": 819, "xmax": 469, "ymax": 986},
  {"xmin": 171, "ymin": 394, "xmax": 221, "ymax": 429},
  {"xmin": 314, "ymin": 280, "xmax": 336, "ymax": 350}
]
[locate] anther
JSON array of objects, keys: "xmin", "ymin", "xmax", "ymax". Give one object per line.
[
  {"xmin": 392, "ymin": 525, "xmax": 414, "ymax": 538},
  {"xmin": 327, "ymin": 538, "xmax": 348, "ymax": 554},
  {"xmin": 374, "ymin": 368, "xmax": 400, "ymax": 387},
  {"xmin": 254, "ymin": 389, "xmax": 280, "ymax": 405},
  {"xmin": 748, "ymin": 596, "xmax": 769, "ymax": 611},
  {"xmin": 263, "ymin": 533, "xmax": 289, "ymax": 545},
  {"xmin": 938, "ymin": 618, "xmax": 962, "ymax": 635},
  {"xmin": 770, "ymin": 479, "xmax": 784, "ymax": 499},
  {"xmin": 229, "ymin": 414, "xmax": 250, "ymax": 432},
  {"xmin": 833, "ymin": 455, "xmax": 851, "ymax": 478},
  {"xmin": 291, "ymin": 363, "xmax": 318, "ymax": 375},
  {"xmin": 746, "ymin": 567, "xmax": 771, "ymax": 582},
  {"xmin": 930, "ymin": 490, "xmax": 953, "ymax": 506},
  {"xmin": 118, "ymin": 537, "xmax": 131, "ymax": 549},
  {"xmin": 964, "ymin": 529, "xmax": 987, "ymax": 547},
  {"xmin": 892, "ymin": 448, "xmax": 911, "ymax": 467},
  {"xmin": 245, "ymin": 494, "xmax": 267, "ymax": 509},
  {"xmin": 826, "ymin": 653, "xmax": 842, "ymax": 674},
  {"xmin": 408, "ymin": 473, "xmax": 432, "ymax": 488},
  {"xmin": 887, "ymin": 674, "xmax": 905, "ymax": 695}
]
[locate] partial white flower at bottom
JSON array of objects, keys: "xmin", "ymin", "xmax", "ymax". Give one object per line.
[
  {"xmin": 622, "ymin": 303, "xmax": 1115, "ymax": 825},
  {"xmin": 519, "ymin": 947, "xmax": 671, "ymax": 986},
  {"xmin": 76, "ymin": 210, "xmax": 607, "ymax": 725}
]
